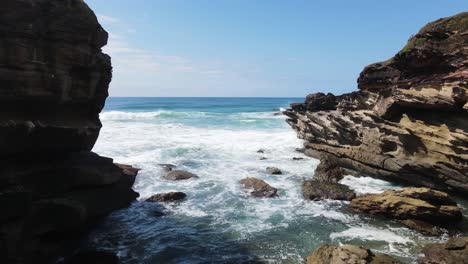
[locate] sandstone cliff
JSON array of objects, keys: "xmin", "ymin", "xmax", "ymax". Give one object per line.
[
  {"xmin": 0, "ymin": 1, "xmax": 138, "ymax": 263},
  {"xmin": 285, "ymin": 12, "xmax": 468, "ymax": 193}
]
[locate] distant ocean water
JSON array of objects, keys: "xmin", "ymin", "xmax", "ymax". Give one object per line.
[{"xmin": 86, "ymin": 97, "xmax": 448, "ymax": 263}]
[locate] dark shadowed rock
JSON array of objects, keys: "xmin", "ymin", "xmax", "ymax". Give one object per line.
[
  {"xmin": 314, "ymin": 158, "xmax": 345, "ymax": 183},
  {"xmin": 292, "ymin": 157, "xmax": 304, "ymax": 160},
  {"xmin": 146, "ymin": 192, "xmax": 187, "ymax": 202},
  {"xmin": 401, "ymin": 219, "xmax": 442, "ymax": 236},
  {"xmin": 257, "ymin": 149, "xmax": 265, "ymax": 153},
  {"xmin": 0, "ymin": 1, "xmax": 138, "ymax": 263},
  {"xmin": 302, "ymin": 180, "xmax": 356, "ymax": 201},
  {"xmin": 285, "ymin": 12, "xmax": 468, "ymax": 193},
  {"xmin": 266, "ymin": 167, "xmax": 282, "ymax": 175},
  {"xmin": 260, "ymin": 157, "xmax": 268, "ymax": 160},
  {"xmin": 351, "ymin": 188, "xmax": 462, "ymax": 225},
  {"xmin": 240, "ymin": 177, "xmax": 278, "ymax": 198},
  {"xmin": 306, "ymin": 244, "xmax": 401, "ymax": 264},
  {"xmin": 419, "ymin": 237, "xmax": 468, "ymax": 264},
  {"xmin": 164, "ymin": 170, "xmax": 199, "ymax": 180}
]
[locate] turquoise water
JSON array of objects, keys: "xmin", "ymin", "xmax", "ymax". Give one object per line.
[{"xmin": 86, "ymin": 97, "xmax": 461, "ymax": 264}]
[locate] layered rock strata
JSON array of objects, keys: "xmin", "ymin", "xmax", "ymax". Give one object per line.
[
  {"xmin": 0, "ymin": 1, "xmax": 138, "ymax": 263},
  {"xmin": 285, "ymin": 12, "xmax": 468, "ymax": 193}
]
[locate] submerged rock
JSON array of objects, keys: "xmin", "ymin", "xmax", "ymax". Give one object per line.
[
  {"xmin": 285, "ymin": 12, "xmax": 468, "ymax": 193},
  {"xmin": 257, "ymin": 149, "xmax": 265, "ymax": 153},
  {"xmin": 260, "ymin": 157, "xmax": 268, "ymax": 160},
  {"xmin": 351, "ymin": 188, "xmax": 462, "ymax": 225},
  {"xmin": 419, "ymin": 236, "xmax": 468, "ymax": 264},
  {"xmin": 292, "ymin": 157, "xmax": 304, "ymax": 160},
  {"xmin": 306, "ymin": 244, "xmax": 401, "ymax": 264},
  {"xmin": 239, "ymin": 177, "xmax": 278, "ymax": 198},
  {"xmin": 266, "ymin": 167, "xmax": 283, "ymax": 175},
  {"xmin": 302, "ymin": 180, "xmax": 356, "ymax": 201},
  {"xmin": 164, "ymin": 170, "xmax": 199, "ymax": 180},
  {"xmin": 146, "ymin": 192, "xmax": 187, "ymax": 202},
  {"xmin": 314, "ymin": 158, "xmax": 345, "ymax": 183}
]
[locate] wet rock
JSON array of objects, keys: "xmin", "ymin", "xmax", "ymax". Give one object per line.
[
  {"xmin": 401, "ymin": 219, "xmax": 442, "ymax": 236},
  {"xmin": 239, "ymin": 177, "xmax": 278, "ymax": 198},
  {"xmin": 419, "ymin": 236, "xmax": 468, "ymax": 264},
  {"xmin": 159, "ymin": 164, "xmax": 177, "ymax": 172},
  {"xmin": 351, "ymin": 188, "xmax": 462, "ymax": 225},
  {"xmin": 314, "ymin": 158, "xmax": 345, "ymax": 183},
  {"xmin": 260, "ymin": 157, "xmax": 268, "ymax": 160},
  {"xmin": 302, "ymin": 180, "xmax": 356, "ymax": 201},
  {"xmin": 146, "ymin": 192, "xmax": 187, "ymax": 202},
  {"xmin": 115, "ymin": 163, "xmax": 141, "ymax": 177},
  {"xmin": 67, "ymin": 250, "xmax": 120, "ymax": 264},
  {"xmin": 164, "ymin": 170, "xmax": 199, "ymax": 181},
  {"xmin": 285, "ymin": 12, "xmax": 468, "ymax": 193},
  {"xmin": 273, "ymin": 112, "xmax": 283, "ymax": 116},
  {"xmin": 266, "ymin": 167, "xmax": 283, "ymax": 175},
  {"xmin": 292, "ymin": 157, "xmax": 304, "ymax": 160},
  {"xmin": 257, "ymin": 149, "xmax": 265, "ymax": 153},
  {"xmin": 306, "ymin": 244, "xmax": 401, "ymax": 264},
  {"xmin": 295, "ymin": 148, "xmax": 305, "ymax": 153}
]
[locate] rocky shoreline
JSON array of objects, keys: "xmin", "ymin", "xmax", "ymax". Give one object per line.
[{"xmin": 1, "ymin": 1, "xmax": 467, "ymax": 263}]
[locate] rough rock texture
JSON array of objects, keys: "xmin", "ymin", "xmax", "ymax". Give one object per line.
[
  {"xmin": 285, "ymin": 12, "xmax": 468, "ymax": 193},
  {"xmin": 314, "ymin": 158, "xmax": 345, "ymax": 182},
  {"xmin": 419, "ymin": 236, "xmax": 468, "ymax": 264},
  {"xmin": 401, "ymin": 219, "xmax": 442, "ymax": 236},
  {"xmin": 351, "ymin": 188, "xmax": 462, "ymax": 224},
  {"xmin": 239, "ymin": 177, "xmax": 278, "ymax": 198},
  {"xmin": 0, "ymin": 1, "xmax": 138, "ymax": 263},
  {"xmin": 146, "ymin": 192, "xmax": 187, "ymax": 203},
  {"xmin": 302, "ymin": 180, "xmax": 356, "ymax": 201},
  {"xmin": 164, "ymin": 170, "xmax": 199, "ymax": 181},
  {"xmin": 306, "ymin": 244, "xmax": 401, "ymax": 264}
]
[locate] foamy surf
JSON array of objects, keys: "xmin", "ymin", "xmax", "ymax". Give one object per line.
[{"xmin": 86, "ymin": 97, "xmax": 448, "ymax": 263}]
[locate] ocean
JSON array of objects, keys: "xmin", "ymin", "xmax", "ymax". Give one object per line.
[{"xmin": 85, "ymin": 97, "xmax": 450, "ymax": 263}]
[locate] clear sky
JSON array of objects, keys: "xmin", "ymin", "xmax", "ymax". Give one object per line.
[{"xmin": 85, "ymin": 0, "xmax": 467, "ymax": 97}]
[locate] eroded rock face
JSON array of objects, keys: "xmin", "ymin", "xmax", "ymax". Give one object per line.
[
  {"xmin": 0, "ymin": 1, "xmax": 138, "ymax": 263},
  {"xmin": 419, "ymin": 236, "xmax": 468, "ymax": 264},
  {"xmin": 314, "ymin": 158, "xmax": 345, "ymax": 183},
  {"xmin": 351, "ymin": 188, "xmax": 462, "ymax": 224},
  {"xmin": 285, "ymin": 12, "xmax": 468, "ymax": 193},
  {"xmin": 306, "ymin": 244, "xmax": 401, "ymax": 264}
]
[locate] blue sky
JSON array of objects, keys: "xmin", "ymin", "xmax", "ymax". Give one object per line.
[{"xmin": 85, "ymin": 0, "xmax": 467, "ymax": 97}]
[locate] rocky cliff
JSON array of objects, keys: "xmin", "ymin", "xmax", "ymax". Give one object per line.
[
  {"xmin": 285, "ymin": 12, "xmax": 468, "ymax": 193},
  {"xmin": 0, "ymin": 0, "xmax": 139, "ymax": 263}
]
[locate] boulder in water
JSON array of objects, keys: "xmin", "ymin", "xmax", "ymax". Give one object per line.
[
  {"xmin": 266, "ymin": 167, "xmax": 282, "ymax": 175},
  {"xmin": 164, "ymin": 170, "xmax": 199, "ymax": 180},
  {"xmin": 313, "ymin": 158, "xmax": 344, "ymax": 183},
  {"xmin": 146, "ymin": 192, "xmax": 187, "ymax": 202},
  {"xmin": 239, "ymin": 177, "xmax": 278, "ymax": 198},
  {"xmin": 351, "ymin": 188, "xmax": 462, "ymax": 225},
  {"xmin": 306, "ymin": 244, "xmax": 401, "ymax": 264},
  {"xmin": 419, "ymin": 237, "xmax": 468, "ymax": 264},
  {"xmin": 302, "ymin": 180, "xmax": 356, "ymax": 201}
]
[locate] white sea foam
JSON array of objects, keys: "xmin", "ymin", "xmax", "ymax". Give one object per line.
[
  {"xmin": 340, "ymin": 175, "xmax": 401, "ymax": 194},
  {"xmin": 100, "ymin": 110, "xmax": 164, "ymax": 120}
]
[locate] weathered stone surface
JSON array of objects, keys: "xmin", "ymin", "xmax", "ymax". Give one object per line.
[
  {"xmin": 285, "ymin": 12, "xmax": 468, "ymax": 193},
  {"xmin": 302, "ymin": 180, "xmax": 356, "ymax": 201},
  {"xmin": 419, "ymin": 236, "xmax": 468, "ymax": 264},
  {"xmin": 239, "ymin": 177, "xmax": 278, "ymax": 198},
  {"xmin": 0, "ymin": 1, "xmax": 138, "ymax": 263},
  {"xmin": 164, "ymin": 170, "xmax": 199, "ymax": 181},
  {"xmin": 401, "ymin": 219, "xmax": 442, "ymax": 236},
  {"xmin": 266, "ymin": 167, "xmax": 283, "ymax": 175},
  {"xmin": 146, "ymin": 192, "xmax": 187, "ymax": 203},
  {"xmin": 306, "ymin": 244, "xmax": 401, "ymax": 264},
  {"xmin": 351, "ymin": 188, "xmax": 462, "ymax": 224},
  {"xmin": 314, "ymin": 158, "xmax": 345, "ymax": 183}
]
